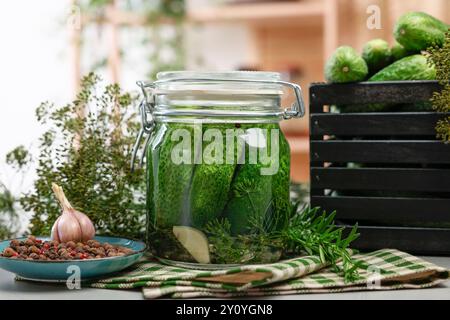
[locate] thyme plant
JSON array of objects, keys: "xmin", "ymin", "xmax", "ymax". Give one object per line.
[{"xmin": 7, "ymin": 73, "xmax": 146, "ymax": 239}]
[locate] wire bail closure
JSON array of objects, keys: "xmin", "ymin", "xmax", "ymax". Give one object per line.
[
  {"xmin": 130, "ymin": 81, "xmax": 155, "ymax": 171},
  {"xmin": 130, "ymin": 77, "xmax": 305, "ymax": 171}
]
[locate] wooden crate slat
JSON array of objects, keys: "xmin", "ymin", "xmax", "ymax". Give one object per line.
[
  {"xmin": 311, "ymin": 196, "xmax": 450, "ymax": 223},
  {"xmin": 310, "ymin": 140, "xmax": 450, "ymax": 164},
  {"xmin": 311, "ymin": 167, "xmax": 450, "ymax": 192},
  {"xmin": 340, "ymin": 225, "xmax": 450, "ymax": 255},
  {"xmin": 311, "ymin": 112, "xmax": 447, "ymax": 136},
  {"xmin": 309, "ymin": 81, "xmax": 442, "ymax": 107}
]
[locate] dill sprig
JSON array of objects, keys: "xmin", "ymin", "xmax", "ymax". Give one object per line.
[
  {"xmin": 205, "ymin": 219, "xmax": 252, "ymax": 264},
  {"xmin": 205, "ymin": 219, "xmax": 282, "ymax": 264}
]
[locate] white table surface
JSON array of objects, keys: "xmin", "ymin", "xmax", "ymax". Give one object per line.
[{"xmin": 0, "ymin": 256, "xmax": 449, "ymax": 300}]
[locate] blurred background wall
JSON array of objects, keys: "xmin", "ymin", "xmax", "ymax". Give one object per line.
[{"xmin": 1, "ymin": 0, "xmax": 449, "ymax": 193}]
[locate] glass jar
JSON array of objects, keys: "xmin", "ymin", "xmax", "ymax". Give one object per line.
[{"xmin": 132, "ymin": 71, "xmax": 305, "ymax": 267}]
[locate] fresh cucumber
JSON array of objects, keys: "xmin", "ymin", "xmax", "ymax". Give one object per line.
[
  {"xmin": 391, "ymin": 41, "xmax": 417, "ymax": 61},
  {"xmin": 369, "ymin": 54, "xmax": 436, "ymax": 81},
  {"xmin": 362, "ymin": 39, "xmax": 393, "ymax": 75},
  {"xmin": 325, "ymin": 46, "xmax": 368, "ymax": 83},
  {"xmin": 394, "ymin": 11, "xmax": 449, "ymax": 51}
]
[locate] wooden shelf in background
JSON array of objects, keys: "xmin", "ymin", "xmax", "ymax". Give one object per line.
[
  {"xmin": 82, "ymin": 8, "xmax": 175, "ymax": 26},
  {"xmin": 188, "ymin": 1, "xmax": 324, "ymax": 24}
]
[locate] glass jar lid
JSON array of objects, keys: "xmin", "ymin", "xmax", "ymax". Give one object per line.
[
  {"xmin": 154, "ymin": 71, "xmax": 284, "ymax": 95},
  {"xmin": 157, "ymin": 70, "xmax": 281, "ymax": 80},
  {"xmin": 137, "ymin": 71, "xmax": 305, "ymax": 120}
]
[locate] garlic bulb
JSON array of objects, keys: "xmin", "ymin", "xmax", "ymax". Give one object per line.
[{"xmin": 51, "ymin": 183, "xmax": 95, "ymax": 242}]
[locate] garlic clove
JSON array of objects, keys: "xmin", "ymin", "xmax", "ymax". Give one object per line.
[
  {"xmin": 72, "ymin": 210, "xmax": 96, "ymax": 241},
  {"xmin": 55, "ymin": 211, "xmax": 83, "ymax": 243},
  {"xmin": 51, "ymin": 216, "xmax": 62, "ymax": 242},
  {"xmin": 172, "ymin": 226, "xmax": 210, "ymax": 264}
]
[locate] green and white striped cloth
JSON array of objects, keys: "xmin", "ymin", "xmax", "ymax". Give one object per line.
[{"xmin": 89, "ymin": 249, "xmax": 449, "ymax": 298}]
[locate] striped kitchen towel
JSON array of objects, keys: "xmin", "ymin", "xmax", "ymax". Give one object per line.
[{"xmin": 89, "ymin": 249, "xmax": 449, "ymax": 298}]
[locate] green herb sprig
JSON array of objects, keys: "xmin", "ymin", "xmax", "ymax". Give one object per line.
[
  {"xmin": 428, "ymin": 31, "xmax": 450, "ymax": 142},
  {"xmin": 205, "ymin": 219, "xmax": 252, "ymax": 264},
  {"xmin": 206, "ymin": 204, "xmax": 360, "ymax": 282},
  {"xmin": 280, "ymin": 205, "xmax": 360, "ymax": 282}
]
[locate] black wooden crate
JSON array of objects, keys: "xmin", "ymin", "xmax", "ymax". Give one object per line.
[{"xmin": 309, "ymin": 80, "xmax": 450, "ymax": 255}]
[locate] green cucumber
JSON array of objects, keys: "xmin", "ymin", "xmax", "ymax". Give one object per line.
[
  {"xmin": 391, "ymin": 41, "xmax": 417, "ymax": 61},
  {"xmin": 362, "ymin": 39, "xmax": 393, "ymax": 75},
  {"xmin": 369, "ymin": 54, "xmax": 436, "ymax": 81},
  {"xmin": 394, "ymin": 12, "xmax": 449, "ymax": 51},
  {"xmin": 148, "ymin": 123, "xmax": 195, "ymax": 228},
  {"xmin": 324, "ymin": 46, "xmax": 368, "ymax": 83},
  {"xmin": 223, "ymin": 124, "xmax": 291, "ymax": 235},
  {"xmin": 188, "ymin": 124, "xmax": 238, "ymax": 229}
]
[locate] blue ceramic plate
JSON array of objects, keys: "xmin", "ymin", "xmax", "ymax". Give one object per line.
[{"xmin": 0, "ymin": 236, "xmax": 146, "ymax": 281}]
